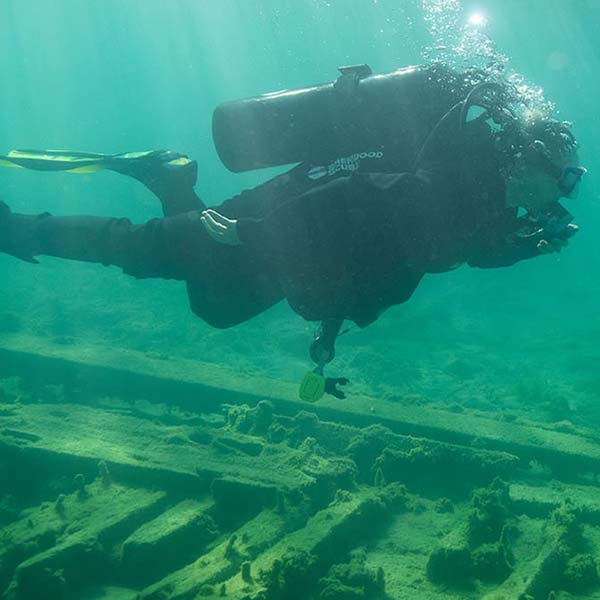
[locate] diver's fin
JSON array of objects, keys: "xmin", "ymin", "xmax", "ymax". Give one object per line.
[
  {"xmin": 0, "ymin": 148, "xmax": 194, "ymax": 175},
  {"xmin": 0, "ymin": 148, "xmax": 202, "ymax": 216},
  {"xmin": 0, "ymin": 149, "xmax": 116, "ymax": 173}
]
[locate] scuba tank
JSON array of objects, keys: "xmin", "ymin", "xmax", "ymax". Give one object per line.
[{"xmin": 212, "ymin": 64, "xmax": 464, "ymax": 173}]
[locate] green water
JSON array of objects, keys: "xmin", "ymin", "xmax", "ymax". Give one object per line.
[
  {"xmin": 1, "ymin": 1, "xmax": 600, "ymax": 598},
  {"xmin": 0, "ymin": 1, "xmax": 597, "ymax": 396},
  {"xmin": 1, "ymin": 0, "xmax": 598, "ymax": 415}
]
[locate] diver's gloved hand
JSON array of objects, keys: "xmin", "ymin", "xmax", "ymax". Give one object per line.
[
  {"xmin": 537, "ymin": 221, "xmax": 578, "ymax": 254},
  {"xmin": 200, "ymin": 209, "xmax": 241, "ymax": 246},
  {"xmin": 324, "ymin": 377, "xmax": 349, "ymax": 399},
  {"xmin": 515, "ymin": 210, "xmax": 578, "ymax": 255}
]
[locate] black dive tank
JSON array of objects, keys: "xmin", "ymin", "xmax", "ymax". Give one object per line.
[{"xmin": 212, "ymin": 64, "xmax": 461, "ymax": 173}]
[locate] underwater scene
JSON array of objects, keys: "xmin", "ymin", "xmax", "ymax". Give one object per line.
[{"xmin": 1, "ymin": 0, "xmax": 599, "ymax": 598}]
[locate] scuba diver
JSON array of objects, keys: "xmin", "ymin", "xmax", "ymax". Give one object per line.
[{"xmin": 0, "ymin": 64, "xmax": 586, "ymax": 401}]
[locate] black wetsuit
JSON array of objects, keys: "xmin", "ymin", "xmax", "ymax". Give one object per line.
[{"xmin": 2, "ymin": 75, "xmax": 542, "ymax": 338}]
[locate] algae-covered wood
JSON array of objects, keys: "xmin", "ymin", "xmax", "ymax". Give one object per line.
[{"xmin": 2, "ymin": 339, "xmax": 600, "ymax": 600}]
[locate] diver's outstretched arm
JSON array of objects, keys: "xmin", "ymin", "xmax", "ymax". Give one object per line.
[
  {"xmin": 1, "ymin": 200, "xmax": 285, "ymax": 330},
  {"xmin": 468, "ymin": 217, "xmax": 579, "ymax": 268}
]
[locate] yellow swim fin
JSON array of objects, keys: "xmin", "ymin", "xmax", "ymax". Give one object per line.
[{"xmin": 0, "ymin": 149, "xmax": 192, "ymax": 175}]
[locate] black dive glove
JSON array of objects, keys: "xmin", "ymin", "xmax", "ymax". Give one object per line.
[
  {"xmin": 325, "ymin": 377, "xmax": 349, "ymax": 399},
  {"xmin": 515, "ymin": 209, "xmax": 578, "ymax": 255}
]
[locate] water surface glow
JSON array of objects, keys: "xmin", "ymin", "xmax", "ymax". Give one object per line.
[{"xmin": 467, "ymin": 12, "xmax": 487, "ymax": 27}]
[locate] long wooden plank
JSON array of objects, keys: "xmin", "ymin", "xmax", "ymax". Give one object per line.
[
  {"xmin": 0, "ymin": 403, "xmax": 348, "ymax": 495},
  {"xmin": 2, "ymin": 333, "xmax": 600, "ymax": 474}
]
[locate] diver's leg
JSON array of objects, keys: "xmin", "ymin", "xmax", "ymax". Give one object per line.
[
  {"xmin": 109, "ymin": 151, "xmax": 206, "ymax": 217},
  {"xmin": 0, "ymin": 201, "xmax": 284, "ymax": 327},
  {"xmin": 0, "ymin": 202, "xmax": 208, "ymax": 280}
]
